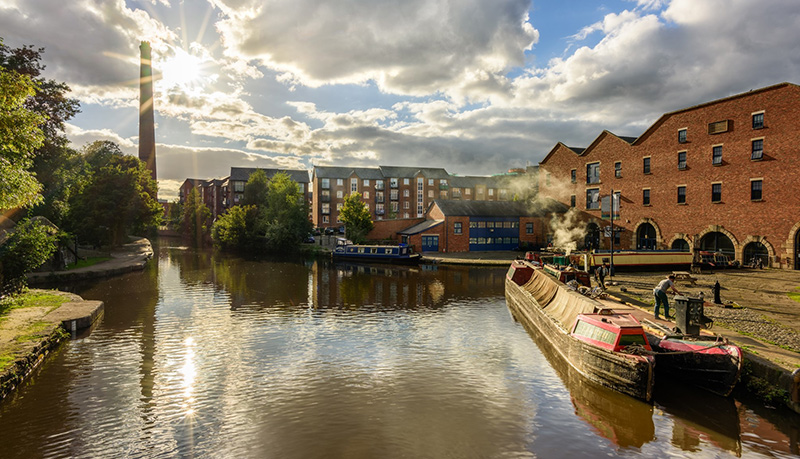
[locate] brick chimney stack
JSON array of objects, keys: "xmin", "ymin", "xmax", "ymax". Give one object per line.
[{"xmin": 139, "ymin": 41, "xmax": 157, "ymax": 185}]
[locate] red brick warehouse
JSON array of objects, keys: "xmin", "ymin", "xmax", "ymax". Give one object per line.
[{"xmin": 538, "ymin": 82, "xmax": 800, "ymax": 269}]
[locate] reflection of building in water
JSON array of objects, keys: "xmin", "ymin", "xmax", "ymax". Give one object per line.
[{"xmin": 310, "ymin": 261, "xmax": 506, "ymax": 309}]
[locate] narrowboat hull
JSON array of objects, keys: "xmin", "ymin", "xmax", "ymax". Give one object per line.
[
  {"xmin": 505, "ymin": 275, "xmax": 655, "ymax": 401},
  {"xmin": 647, "ymin": 334, "xmax": 742, "ymax": 397},
  {"xmin": 332, "ymin": 244, "xmax": 422, "ymax": 264}
]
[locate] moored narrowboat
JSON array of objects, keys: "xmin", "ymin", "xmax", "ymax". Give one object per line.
[
  {"xmin": 332, "ymin": 238, "xmax": 422, "ymax": 264},
  {"xmin": 505, "ymin": 260, "xmax": 656, "ymax": 401}
]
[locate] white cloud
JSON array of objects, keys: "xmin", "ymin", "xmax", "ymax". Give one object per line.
[{"xmin": 213, "ymin": 0, "xmax": 538, "ymax": 97}]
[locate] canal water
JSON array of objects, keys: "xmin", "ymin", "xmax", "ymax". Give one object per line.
[{"xmin": 0, "ymin": 241, "xmax": 798, "ymax": 458}]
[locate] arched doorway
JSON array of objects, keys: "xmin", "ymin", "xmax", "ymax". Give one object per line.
[
  {"xmin": 698, "ymin": 231, "xmax": 735, "ymax": 258},
  {"xmin": 637, "ymin": 223, "xmax": 657, "ymax": 250},
  {"xmin": 743, "ymin": 242, "xmax": 769, "ymax": 267},
  {"xmin": 671, "ymin": 239, "xmax": 690, "ymax": 252},
  {"xmin": 795, "ymin": 229, "xmax": 800, "ymax": 270},
  {"xmin": 585, "ymin": 223, "xmax": 600, "ymax": 251}
]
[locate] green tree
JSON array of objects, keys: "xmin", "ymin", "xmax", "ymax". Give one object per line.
[
  {"xmin": 261, "ymin": 172, "xmax": 313, "ymax": 251},
  {"xmin": 0, "ymin": 67, "xmax": 45, "ymax": 209},
  {"xmin": 181, "ymin": 188, "xmax": 212, "ymax": 246},
  {"xmin": 67, "ymin": 141, "xmax": 162, "ymax": 246},
  {"xmin": 0, "ymin": 218, "xmax": 58, "ymax": 293},
  {"xmin": 211, "ymin": 205, "xmax": 259, "ymax": 250},
  {"xmin": 241, "ymin": 169, "xmax": 269, "ymax": 208},
  {"xmin": 339, "ymin": 192, "xmax": 373, "ymax": 243},
  {"xmin": 0, "ymin": 40, "xmax": 81, "ymax": 224}
]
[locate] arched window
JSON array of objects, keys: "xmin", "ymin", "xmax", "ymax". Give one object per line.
[
  {"xmin": 637, "ymin": 223, "xmax": 657, "ymax": 250},
  {"xmin": 671, "ymin": 239, "xmax": 690, "ymax": 252},
  {"xmin": 698, "ymin": 232, "xmax": 735, "ymax": 259}
]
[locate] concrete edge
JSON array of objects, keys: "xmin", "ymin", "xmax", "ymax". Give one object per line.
[{"xmin": 0, "ymin": 299, "xmax": 104, "ymax": 401}]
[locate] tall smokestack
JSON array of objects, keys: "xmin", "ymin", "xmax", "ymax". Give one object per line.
[{"xmin": 139, "ymin": 41, "xmax": 157, "ymax": 186}]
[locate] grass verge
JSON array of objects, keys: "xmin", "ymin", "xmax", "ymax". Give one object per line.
[
  {"xmin": 66, "ymin": 257, "xmax": 111, "ymax": 270},
  {"xmin": 0, "ymin": 290, "xmax": 68, "ymax": 319}
]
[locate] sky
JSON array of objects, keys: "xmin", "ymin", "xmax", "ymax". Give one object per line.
[{"xmin": 2, "ymin": 0, "xmax": 799, "ymax": 201}]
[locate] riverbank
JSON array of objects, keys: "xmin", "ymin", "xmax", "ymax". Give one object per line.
[
  {"xmin": 0, "ymin": 290, "xmax": 104, "ymax": 400},
  {"xmin": 0, "ymin": 237, "xmax": 153, "ymax": 401}
]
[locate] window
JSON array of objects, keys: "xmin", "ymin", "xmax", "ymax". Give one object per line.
[
  {"xmin": 678, "ymin": 151, "xmax": 687, "ymax": 170},
  {"xmin": 711, "ymin": 183, "xmax": 722, "ymax": 202},
  {"xmin": 337, "ymin": 179, "xmax": 343, "ymax": 186},
  {"xmin": 752, "ymin": 112, "xmax": 764, "ymax": 129},
  {"xmin": 390, "ymin": 178, "xmax": 398, "ymax": 188},
  {"xmin": 708, "ymin": 120, "xmax": 729, "ymax": 134},
  {"xmin": 751, "ymin": 139, "xmax": 763, "ymax": 160},
  {"xmin": 751, "ymin": 179, "xmax": 762, "ymax": 201},
  {"xmin": 570, "ymin": 195, "xmax": 576, "ymax": 208},
  {"xmin": 586, "ymin": 188, "xmax": 600, "ymax": 209},
  {"xmin": 614, "ymin": 162, "xmax": 621, "ymax": 178},
  {"xmin": 417, "ymin": 204, "xmax": 423, "ymax": 217},
  {"xmin": 403, "ymin": 212, "xmax": 409, "ymax": 219},
  {"xmin": 712, "ymin": 145, "xmax": 723, "ymax": 165},
  {"xmin": 322, "ymin": 215, "xmax": 329, "ymax": 223},
  {"xmin": 427, "ymin": 190, "xmax": 434, "ymax": 198},
  {"xmin": 570, "ymin": 169, "xmax": 577, "ymax": 183},
  {"xmin": 678, "ymin": 128, "xmax": 687, "ymax": 143},
  {"xmin": 321, "ymin": 203, "xmax": 330, "ymax": 214},
  {"xmin": 465, "ymin": 188, "xmax": 471, "ymax": 195},
  {"xmin": 351, "ymin": 178, "xmax": 358, "ymax": 192},
  {"xmin": 363, "ymin": 179, "xmax": 369, "ymax": 187},
  {"xmin": 677, "ymin": 186, "xmax": 686, "ymax": 204},
  {"xmin": 643, "ymin": 189, "xmax": 650, "ymax": 206},
  {"xmin": 363, "ymin": 191, "xmax": 369, "ymax": 199},
  {"xmin": 428, "ymin": 179, "xmax": 434, "ymax": 186},
  {"xmin": 454, "ymin": 222, "xmax": 462, "ymax": 234},
  {"xmin": 321, "ymin": 178, "xmax": 330, "ymax": 189},
  {"xmin": 376, "ymin": 180, "xmax": 384, "ymax": 190},
  {"xmin": 403, "ymin": 178, "xmax": 410, "ymax": 185},
  {"xmin": 404, "ymin": 201, "xmax": 409, "ymax": 209},
  {"xmin": 336, "ymin": 203, "xmax": 343, "ymax": 211},
  {"xmin": 586, "ymin": 163, "xmax": 600, "ymax": 184},
  {"xmin": 403, "ymin": 189, "xmax": 410, "ymax": 197},
  {"xmin": 417, "ymin": 178, "xmax": 423, "ymax": 192},
  {"xmin": 441, "ymin": 179, "xmax": 448, "ymax": 186},
  {"xmin": 488, "ymin": 189, "xmax": 494, "ymax": 196},
  {"xmin": 336, "ymin": 190, "xmax": 343, "ymax": 198},
  {"xmin": 233, "ymin": 181, "xmax": 245, "ymax": 193},
  {"xmin": 526, "ymin": 222, "xmax": 534, "ymax": 234},
  {"xmin": 643, "ymin": 157, "xmax": 651, "ymax": 174},
  {"xmin": 391, "ymin": 202, "xmax": 398, "ymax": 212}
]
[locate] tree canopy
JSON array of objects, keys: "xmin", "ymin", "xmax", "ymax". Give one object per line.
[
  {"xmin": 339, "ymin": 192, "xmax": 373, "ymax": 243},
  {"xmin": 211, "ymin": 171, "xmax": 311, "ymax": 252},
  {"xmin": 67, "ymin": 141, "xmax": 162, "ymax": 246},
  {"xmin": 0, "ymin": 67, "xmax": 45, "ymax": 209}
]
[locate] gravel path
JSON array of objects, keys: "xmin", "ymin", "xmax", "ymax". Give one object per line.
[{"xmin": 704, "ymin": 305, "xmax": 800, "ymax": 353}]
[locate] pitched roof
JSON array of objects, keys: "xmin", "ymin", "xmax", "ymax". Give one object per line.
[
  {"xmin": 378, "ymin": 165, "xmax": 451, "ymax": 179},
  {"xmin": 433, "ymin": 199, "xmax": 567, "ymax": 217},
  {"xmin": 230, "ymin": 167, "xmax": 310, "ymax": 183},
  {"xmin": 397, "ymin": 219, "xmax": 444, "ymax": 235},
  {"xmin": 633, "ymin": 82, "xmax": 798, "ymax": 145},
  {"xmin": 313, "ymin": 165, "xmax": 383, "ymax": 179}
]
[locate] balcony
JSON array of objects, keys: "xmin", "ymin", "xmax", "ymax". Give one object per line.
[
  {"xmin": 375, "ymin": 197, "xmax": 385, "ymax": 203},
  {"xmin": 320, "ymin": 195, "xmax": 331, "ymax": 202},
  {"xmin": 375, "ymin": 183, "xmax": 385, "ymax": 191},
  {"xmin": 439, "ymin": 183, "xmax": 449, "ymax": 190},
  {"xmin": 376, "ymin": 209, "xmax": 385, "ymax": 215}
]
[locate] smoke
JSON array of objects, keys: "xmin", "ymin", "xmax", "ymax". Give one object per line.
[{"xmin": 549, "ymin": 208, "xmax": 587, "ymax": 255}]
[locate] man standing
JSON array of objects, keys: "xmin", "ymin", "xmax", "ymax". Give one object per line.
[
  {"xmin": 653, "ymin": 274, "xmax": 680, "ymax": 320},
  {"xmin": 597, "ymin": 263, "xmax": 609, "ymax": 289}
]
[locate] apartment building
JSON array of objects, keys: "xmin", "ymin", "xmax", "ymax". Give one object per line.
[
  {"xmin": 539, "ymin": 82, "xmax": 800, "ymax": 269},
  {"xmin": 311, "ymin": 165, "xmax": 521, "ymax": 228},
  {"xmin": 179, "ymin": 167, "xmax": 311, "ymax": 219}
]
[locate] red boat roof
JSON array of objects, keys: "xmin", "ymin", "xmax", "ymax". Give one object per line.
[{"xmin": 578, "ymin": 312, "xmax": 643, "ymax": 330}]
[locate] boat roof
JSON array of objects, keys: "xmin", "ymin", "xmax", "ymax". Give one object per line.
[{"xmin": 578, "ymin": 312, "xmax": 643, "ymax": 329}]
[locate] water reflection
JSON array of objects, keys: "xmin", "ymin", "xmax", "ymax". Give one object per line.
[{"xmin": 1, "ymin": 241, "xmax": 799, "ymax": 458}]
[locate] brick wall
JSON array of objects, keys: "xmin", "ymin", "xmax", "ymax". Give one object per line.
[{"xmin": 540, "ymin": 83, "xmax": 800, "ymax": 267}]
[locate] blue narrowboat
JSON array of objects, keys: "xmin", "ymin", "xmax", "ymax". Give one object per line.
[{"xmin": 332, "ymin": 238, "xmax": 422, "ymax": 264}]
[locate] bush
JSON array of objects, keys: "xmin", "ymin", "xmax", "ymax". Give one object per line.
[{"xmin": 0, "ymin": 219, "xmax": 58, "ymax": 293}]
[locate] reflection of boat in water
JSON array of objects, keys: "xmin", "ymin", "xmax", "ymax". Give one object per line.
[
  {"xmin": 332, "ymin": 238, "xmax": 421, "ymax": 264},
  {"xmin": 526, "ymin": 315, "xmax": 655, "ymax": 448},
  {"xmin": 505, "ymin": 260, "xmax": 656, "ymax": 401},
  {"xmin": 655, "ymin": 383, "xmax": 742, "ymax": 455}
]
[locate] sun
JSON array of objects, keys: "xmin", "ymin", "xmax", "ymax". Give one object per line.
[{"xmin": 160, "ymin": 48, "xmax": 205, "ymax": 91}]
